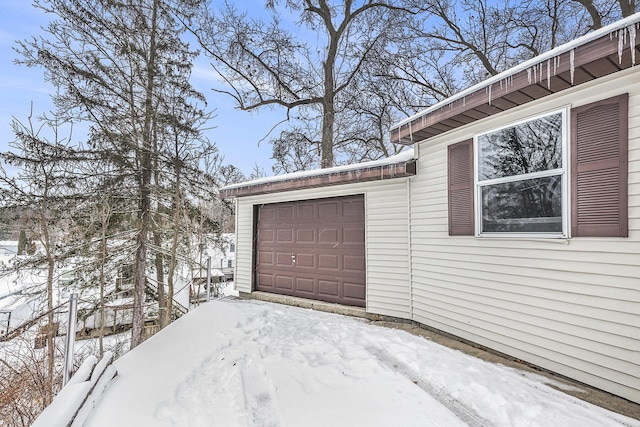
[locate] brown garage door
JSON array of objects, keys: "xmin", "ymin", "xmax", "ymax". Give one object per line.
[{"xmin": 255, "ymin": 195, "xmax": 366, "ymax": 307}]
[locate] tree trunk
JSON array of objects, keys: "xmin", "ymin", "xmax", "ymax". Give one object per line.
[
  {"xmin": 165, "ymin": 172, "xmax": 182, "ymax": 325},
  {"xmin": 320, "ymin": 101, "xmax": 334, "ymax": 168},
  {"xmin": 153, "ymin": 230, "xmax": 167, "ymax": 327},
  {"xmin": 41, "ymin": 204, "xmax": 55, "ymax": 405},
  {"xmin": 99, "ymin": 202, "xmax": 109, "ymax": 357},
  {"xmin": 321, "ymin": 17, "xmax": 338, "ymax": 169},
  {"xmin": 618, "ymin": 0, "xmax": 635, "ymax": 17},
  {"xmin": 131, "ymin": 0, "xmax": 159, "ymax": 349},
  {"xmin": 571, "ymin": 0, "xmax": 602, "ymax": 29}
]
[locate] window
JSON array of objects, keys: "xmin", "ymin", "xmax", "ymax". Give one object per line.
[
  {"xmin": 448, "ymin": 94, "xmax": 627, "ymax": 239},
  {"xmin": 229, "ymin": 242, "xmax": 235, "ymax": 253},
  {"xmin": 475, "ymin": 110, "xmax": 567, "ymax": 236},
  {"xmin": 227, "ymin": 259, "xmax": 233, "ymax": 268}
]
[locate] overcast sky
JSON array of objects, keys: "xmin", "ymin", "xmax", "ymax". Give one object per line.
[{"xmin": 0, "ymin": 2, "xmax": 282, "ymax": 176}]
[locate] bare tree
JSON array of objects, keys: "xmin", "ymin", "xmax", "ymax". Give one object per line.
[
  {"xmin": 399, "ymin": 0, "xmax": 637, "ymax": 90},
  {"xmin": 0, "ymin": 113, "xmax": 80, "ymax": 405},
  {"xmin": 192, "ymin": 0, "xmax": 415, "ymax": 169}
]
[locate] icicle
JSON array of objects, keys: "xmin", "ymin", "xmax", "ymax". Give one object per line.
[
  {"xmin": 409, "ymin": 121, "xmax": 413, "ymax": 143},
  {"xmin": 570, "ymin": 49, "xmax": 575, "ymax": 85},
  {"xmin": 547, "ymin": 59, "xmax": 551, "ymax": 89},
  {"xmin": 538, "ymin": 63, "xmax": 542, "ymax": 83},
  {"xmin": 527, "ymin": 68, "xmax": 532, "ymax": 84},
  {"xmin": 618, "ymin": 28, "xmax": 626, "ymax": 64},
  {"xmin": 487, "ymin": 85, "xmax": 492, "ymax": 105},
  {"xmin": 629, "ymin": 24, "xmax": 637, "ymax": 65}
]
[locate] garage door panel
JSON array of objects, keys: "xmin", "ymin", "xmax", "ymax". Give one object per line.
[
  {"xmin": 295, "ymin": 277, "xmax": 315, "ymax": 293},
  {"xmin": 318, "ymin": 280, "xmax": 339, "ymax": 297},
  {"xmin": 318, "ymin": 228, "xmax": 339, "ymax": 243},
  {"xmin": 343, "ymin": 227, "xmax": 364, "ymax": 244},
  {"xmin": 296, "ymin": 228, "xmax": 315, "ymax": 243},
  {"xmin": 318, "ymin": 202, "xmax": 339, "ymax": 218},
  {"xmin": 344, "ymin": 282, "xmax": 365, "ymax": 299},
  {"xmin": 257, "ymin": 251, "xmax": 274, "ymax": 265},
  {"xmin": 343, "ymin": 200, "xmax": 365, "ymax": 216},
  {"xmin": 256, "ymin": 195, "xmax": 365, "ymax": 307},
  {"xmin": 296, "ymin": 203, "xmax": 315, "ymax": 218},
  {"xmin": 276, "ymin": 275, "xmax": 293, "ymax": 290},
  {"xmin": 259, "ymin": 206, "xmax": 276, "ymax": 221},
  {"xmin": 318, "ymin": 254, "xmax": 339, "ymax": 270},
  {"xmin": 295, "ymin": 253, "xmax": 315, "ymax": 268},
  {"xmin": 276, "ymin": 228, "xmax": 293, "ymax": 242},
  {"xmin": 277, "ymin": 206, "xmax": 294, "ymax": 220},
  {"xmin": 276, "ymin": 252, "xmax": 293, "ymax": 266},
  {"xmin": 344, "ymin": 255, "xmax": 365, "ymax": 272},
  {"xmin": 258, "ymin": 273, "xmax": 273, "ymax": 288},
  {"xmin": 259, "ymin": 229, "xmax": 275, "ymax": 242}
]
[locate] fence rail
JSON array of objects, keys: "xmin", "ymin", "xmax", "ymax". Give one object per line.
[{"xmin": 31, "ymin": 352, "xmax": 117, "ymax": 427}]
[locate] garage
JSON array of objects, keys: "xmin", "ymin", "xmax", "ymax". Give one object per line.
[{"xmin": 255, "ymin": 195, "xmax": 366, "ymax": 307}]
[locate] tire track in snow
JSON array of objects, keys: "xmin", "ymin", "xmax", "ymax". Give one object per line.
[
  {"xmin": 237, "ymin": 310, "xmax": 281, "ymax": 427},
  {"xmin": 366, "ymin": 346, "xmax": 493, "ymax": 427},
  {"xmin": 239, "ymin": 352, "xmax": 281, "ymax": 427}
]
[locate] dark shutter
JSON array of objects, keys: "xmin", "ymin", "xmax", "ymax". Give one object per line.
[
  {"xmin": 571, "ymin": 93, "xmax": 628, "ymax": 237},
  {"xmin": 448, "ymin": 139, "xmax": 474, "ymax": 236}
]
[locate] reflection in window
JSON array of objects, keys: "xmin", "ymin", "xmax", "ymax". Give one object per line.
[
  {"xmin": 476, "ymin": 110, "xmax": 566, "ymax": 235},
  {"xmin": 481, "ymin": 176, "xmax": 562, "ymax": 233}
]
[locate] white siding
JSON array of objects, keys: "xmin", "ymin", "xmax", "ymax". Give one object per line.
[
  {"xmin": 233, "ymin": 178, "xmax": 412, "ymax": 319},
  {"xmin": 410, "ymin": 68, "xmax": 640, "ymax": 403}
]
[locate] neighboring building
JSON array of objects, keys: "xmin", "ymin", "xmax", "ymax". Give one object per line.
[
  {"xmin": 220, "ymin": 15, "xmax": 640, "ymax": 404},
  {"xmin": 199, "ymin": 233, "xmax": 235, "ymax": 282},
  {"xmin": 0, "ymin": 241, "xmax": 18, "ymax": 266}
]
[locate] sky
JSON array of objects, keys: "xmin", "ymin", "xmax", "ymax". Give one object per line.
[
  {"xmin": 0, "ymin": 2, "xmax": 284, "ymax": 177},
  {"xmin": 36, "ymin": 298, "xmax": 640, "ymax": 427}
]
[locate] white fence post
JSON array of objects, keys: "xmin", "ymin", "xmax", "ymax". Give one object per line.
[
  {"xmin": 206, "ymin": 256, "xmax": 211, "ymax": 302},
  {"xmin": 63, "ymin": 293, "xmax": 78, "ymax": 386}
]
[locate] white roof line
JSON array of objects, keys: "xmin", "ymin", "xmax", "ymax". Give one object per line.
[
  {"xmin": 391, "ymin": 12, "xmax": 640, "ymax": 131},
  {"xmin": 220, "ymin": 147, "xmax": 415, "ymax": 191}
]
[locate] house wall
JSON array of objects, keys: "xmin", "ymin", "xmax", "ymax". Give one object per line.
[
  {"xmin": 234, "ymin": 178, "xmax": 412, "ymax": 319},
  {"xmin": 410, "ymin": 67, "xmax": 640, "ymax": 403}
]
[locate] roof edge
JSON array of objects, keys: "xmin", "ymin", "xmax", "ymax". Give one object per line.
[
  {"xmin": 219, "ymin": 159, "xmax": 416, "ymax": 199},
  {"xmin": 391, "ymin": 13, "xmax": 640, "ymax": 133}
]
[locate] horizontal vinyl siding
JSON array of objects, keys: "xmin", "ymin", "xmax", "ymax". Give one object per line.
[
  {"xmin": 410, "ymin": 69, "xmax": 640, "ymax": 403},
  {"xmin": 232, "ymin": 178, "xmax": 411, "ymax": 319},
  {"xmin": 365, "ymin": 180, "xmax": 411, "ymax": 319},
  {"xmin": 234, "ymin": 199, "xmax": 254, "ymax": 294}
]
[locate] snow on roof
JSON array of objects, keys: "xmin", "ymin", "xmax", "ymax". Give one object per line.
[
  {"xmin": 392, "ymin": 12, "xmax": 640, "ymax": 131},
  {"xmin": 220, "ymin": 147, "xmax": 415, "ymax": 191}
]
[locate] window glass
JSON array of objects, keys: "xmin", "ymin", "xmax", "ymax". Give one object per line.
[
  {"xmin": 476, "ymin": 110, "xmax": 566, "ymax": 236},
  {"xmin": 478, "ymin": 112, "xmax": 563, "ymax": 180},
  {"xmin": 481, "ymin": 176, "xmax": 562, "ymax": 233}
]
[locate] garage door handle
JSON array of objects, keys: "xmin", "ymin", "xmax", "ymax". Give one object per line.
[{"xmin": 291, "ymin": 255, "xmax": 296, "ymax": 263}]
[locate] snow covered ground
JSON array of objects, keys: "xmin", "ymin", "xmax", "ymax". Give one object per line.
[{"xmin": 85, "ymin": 299, "xmax": 639, "ymax": 427}]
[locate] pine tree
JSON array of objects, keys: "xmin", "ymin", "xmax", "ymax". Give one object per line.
[{"xmin": 15, "ymin": 0, "xmax": 217, "ymax": 348}]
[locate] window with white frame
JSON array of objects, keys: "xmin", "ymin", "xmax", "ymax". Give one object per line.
[{"xmin": 475, "ymin": 110, "xmax": 567, "ymax": 236}]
